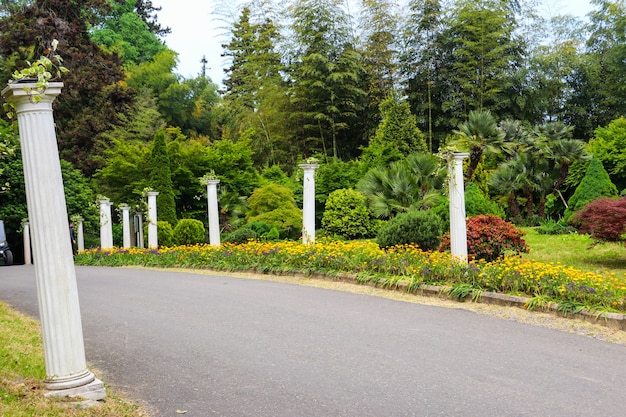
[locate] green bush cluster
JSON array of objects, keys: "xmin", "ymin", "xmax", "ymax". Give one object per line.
[
  {"xmin": 321, "ymin": 188, "xmax": 372, "ymax": 239},
  {"xmin": 173, "ymin": 219, "xmax": 205, "ymax": 245},
  {"xmin": 376, "ymin": 210, "xmax": 443, "ymax": 250},
  {"xmin": 431, "ymin": 182, "xmax": 504, "ymax": 230},
  {"xmin": 223, "ymin": 222, "xmax": 280, "ymax": 244},
  {"xmin": 157, "ymin": 221, "xmax": 176, "ymax": 247}
]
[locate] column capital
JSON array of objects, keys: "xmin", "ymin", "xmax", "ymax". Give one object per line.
[
  {"xmin": 298, "ymin": 163, "xmax": 320, "ymax": 171},
  {"xmin": 2, "ymin": 81, "xmax": 63, "ymax": 108},
  {"xmin": 147, "ymin": 191, "xmax": 159, "ymax": 197},
  {"xmin": 203, "ymin": 179, "xmax": 220, "ymax": 186},
  {"xmin": 447, "ymin": 152, "xmax": 470, "ymax": 162}
]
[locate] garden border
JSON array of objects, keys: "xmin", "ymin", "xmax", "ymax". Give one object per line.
[{"xmin": 266, "ymin": 270, "xmax": 626, "ymax": 332}]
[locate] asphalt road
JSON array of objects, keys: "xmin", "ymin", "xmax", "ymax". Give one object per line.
[{"xmin": 1, "ymin": 265, "xmax": 625, "ymax": 416}]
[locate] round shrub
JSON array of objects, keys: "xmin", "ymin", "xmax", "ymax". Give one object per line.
[
  {"xmin": 439, "ymin": 214, "xmax": 528, "ymax": 262},
  {"xmin": 376, "ymin": 210, "xmax": 443, "ymax": 250},
  {"xmin": 174, "ymin": 218, "xmax": 206, "ymax": 245},
  {"xmin": 322, "ymin": 188, "xmax": 373, "ymax": 239},
  {"xmin": 157, "ymin": 220, "xmax": 176, "ymax": 247}
]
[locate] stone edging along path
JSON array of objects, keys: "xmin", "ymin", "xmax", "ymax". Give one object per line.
[{"xmin": 260, "ymin": 270, "xmax": 626, "ymax": 332}]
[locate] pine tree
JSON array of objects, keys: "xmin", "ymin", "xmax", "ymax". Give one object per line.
[
  {"xmin": 361, "ymin": 94, "xmax": 427, "ymax": 169},
  {"xmin": 149, "ymin": 130, "xmax": 177, "ymax": 226},
  {"xmin": 565, "ymin": 156, "xmax": 618, "ymax": 219}
]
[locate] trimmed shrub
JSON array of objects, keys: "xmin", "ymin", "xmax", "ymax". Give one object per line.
[
  {"xmin": 174, "ymin": 218, "xmax": 206, "ymax": 245},
  {"xmin": 565, "ymin": 157, "xmax": 617, "ymax": 219},
  {"xmin": 376, "ymin": 210, "xmax": 443, "ymax": 250},
  {"xmin": 322, "ymin": 189, "xmax": 373, "ymax": 239},
  {"xmin": 157, "ymin": 221, "xmax": 176, "ymax": 247},
  {"xmin": 439, "ymin": 215, "xmax": 528, "ymax": 262},
  {"xmin": 572, "ymin": 197, "xmax": 626, "ymax": 242}
]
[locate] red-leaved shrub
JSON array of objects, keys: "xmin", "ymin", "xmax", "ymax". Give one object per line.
[
  {"xmin": 571, "ymin": 197, "xmax": 626, "ymax": 242},
  {"xmin": 439, "ymin": 214, "xmax": 528, "ymax": 262}
]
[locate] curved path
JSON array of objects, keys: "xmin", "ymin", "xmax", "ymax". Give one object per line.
[{"xmin": 1, "ymin": 265, "xmax": 625, "ymax": 416}]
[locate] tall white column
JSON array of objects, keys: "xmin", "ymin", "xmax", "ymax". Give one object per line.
[
  {"xmin": 22, "ymin": 220, "xmax": 31, "ymax": 265},
  {"xmin": 448, "ymin": 152, "xmax": 469, "ymax": 262},
  {"xmin": 99, "ymin": 198, "xmax": 113, "ymax": 249},
  {"xmin": 2, "ymin": 82, "xmax": 105, "ymax": 399},
  {"xmin": 120, "ymin": 205, "xmax": 131, "ymax": 248},
  {"xmin": 204, "ymin": 179, "xmax": 221, "ymax": 247},
  {"xmin": 76, "ymin": 217, "xmax": 85, "ymax": 252},
  {"xmin": 299, "ymin": 163, "xmax": 320, "ymax": 244},
  {"xmin": 147, "ymin": 191, "xmax": 159, "ymax": 249}
]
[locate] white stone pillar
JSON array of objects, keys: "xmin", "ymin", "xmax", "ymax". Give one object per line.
[
  {"xmin": 2, "ymin": 82, "xmax": 105, "ymax": 399},
  {"xmin": 299, "ymin": 163, "xmax": 320, "ymax": 244},
  {"xmin": 120, "ymin": 205, "xmax": 131, "ymax": 249},
  {"xmin": 22, "ymin": 220, "xmax": 31, "ymax": 265},
  {"xmin": 76, "ymin": 217, "xmax": 85, "ymax": 252},
  {"xmin": 448, "ymin": 152, "xmax": 469, "ymax": 262},
  {"xmin": 99, "ymin": 198, "xmax": 113, "ymax": 249},
  {"xmin": 147, "ymin": 191, "xmax": 159, "ymax": 248},
  {"xmin": 204, "ymin": 179, "xmax": 221, "ymax": 247}
]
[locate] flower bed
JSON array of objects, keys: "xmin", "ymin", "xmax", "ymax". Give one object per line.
[{"xmin": 75, "ymin": 239, "xmax": 626, "ymax": 314}]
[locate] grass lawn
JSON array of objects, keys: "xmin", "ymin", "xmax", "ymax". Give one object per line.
[
  {"xmin": 520, "ymin": 227, "xmax": 626, "ymax": 277},
  {"xmin": 0, "ymin": 302, "xmax": 149, "ymax": 416}
]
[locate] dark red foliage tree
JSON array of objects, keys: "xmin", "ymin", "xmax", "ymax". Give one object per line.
[
  {"xmin": 439, "ymin": 214, "xmax": 529, "ymax": 262},
  {"xmin": 572, "ymin": 197, "xmax": 626, "ymax": 243},
  {"xmin": 0, "ymin": 0, "xmax": 135, "ymax": 175}
]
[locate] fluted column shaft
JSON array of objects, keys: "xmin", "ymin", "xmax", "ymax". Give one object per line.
[
  {"xmin": 99, "ymin": 199, "xmax": 113, "ymax": 249},
  {"xmin": 205, "ymin": 179, "xmax": 220, "ymax": 247},
  {"xmin": 2, "ymin": 82, "xmax": 103, "ymax": 397},
  {"xmin": 448, "ymin": 153, "xmax": 469, "ymax": 262},
  {"xmin": 299, "ymin": 163, "xmax": 319, "ymax": 244},
  {"xmin": 147, "ymin": 191, "xmax": 159, "ymax": 248},
  {"xmin": 22, "ymin": 221, "xmax": 31, "ymax": 265},
  {"xmin": 121, "ymin": 205, "xmax": 131, "ymax": 248},
  {"xmin": 77, "ymin": 217, "xmax": 85, "ymax": 252}
]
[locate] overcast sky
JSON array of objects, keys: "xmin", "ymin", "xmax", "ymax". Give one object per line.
[{"xmin": 153, "ymin": 0, "xmax": 595, "ymax": 86}]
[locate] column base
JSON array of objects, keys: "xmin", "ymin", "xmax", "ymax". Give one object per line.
[{"xmin": 44, "ymin": 378, "xmax": 106, "ymax": 401}]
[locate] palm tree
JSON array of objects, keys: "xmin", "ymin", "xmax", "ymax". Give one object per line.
[
  {"xmin": 357, "ymin": 152, "xmax": 445, "ymax": 218},
  {"xmin": 547, "ymin": 138, "xmax": 589, "ymax": 197},
  {"xmin": 488, "ymin": 163, "xmax": 522, "ymax": 221},
  {"xmin": 451, "ymin": 110, "xmax": 507, "ymax": 182}
]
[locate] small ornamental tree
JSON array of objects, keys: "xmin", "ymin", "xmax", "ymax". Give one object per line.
[
  {"xmin": 322, "ymin": 189, "xmax": 373, "ymax": 239},
  {"xmin": 572, "ymin": 197, "xmax": 626, "ymax": 243},
  {"xmin": 439, "ymin": 215, "xmax": 528, "ymax": 262},
  {"xmin": 246, "ymin": 183, "xmax": 302, "ymax": 239},
  {"xmin": 565, "ymin": 157, "xmax": 618, "ymax": 219}
]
